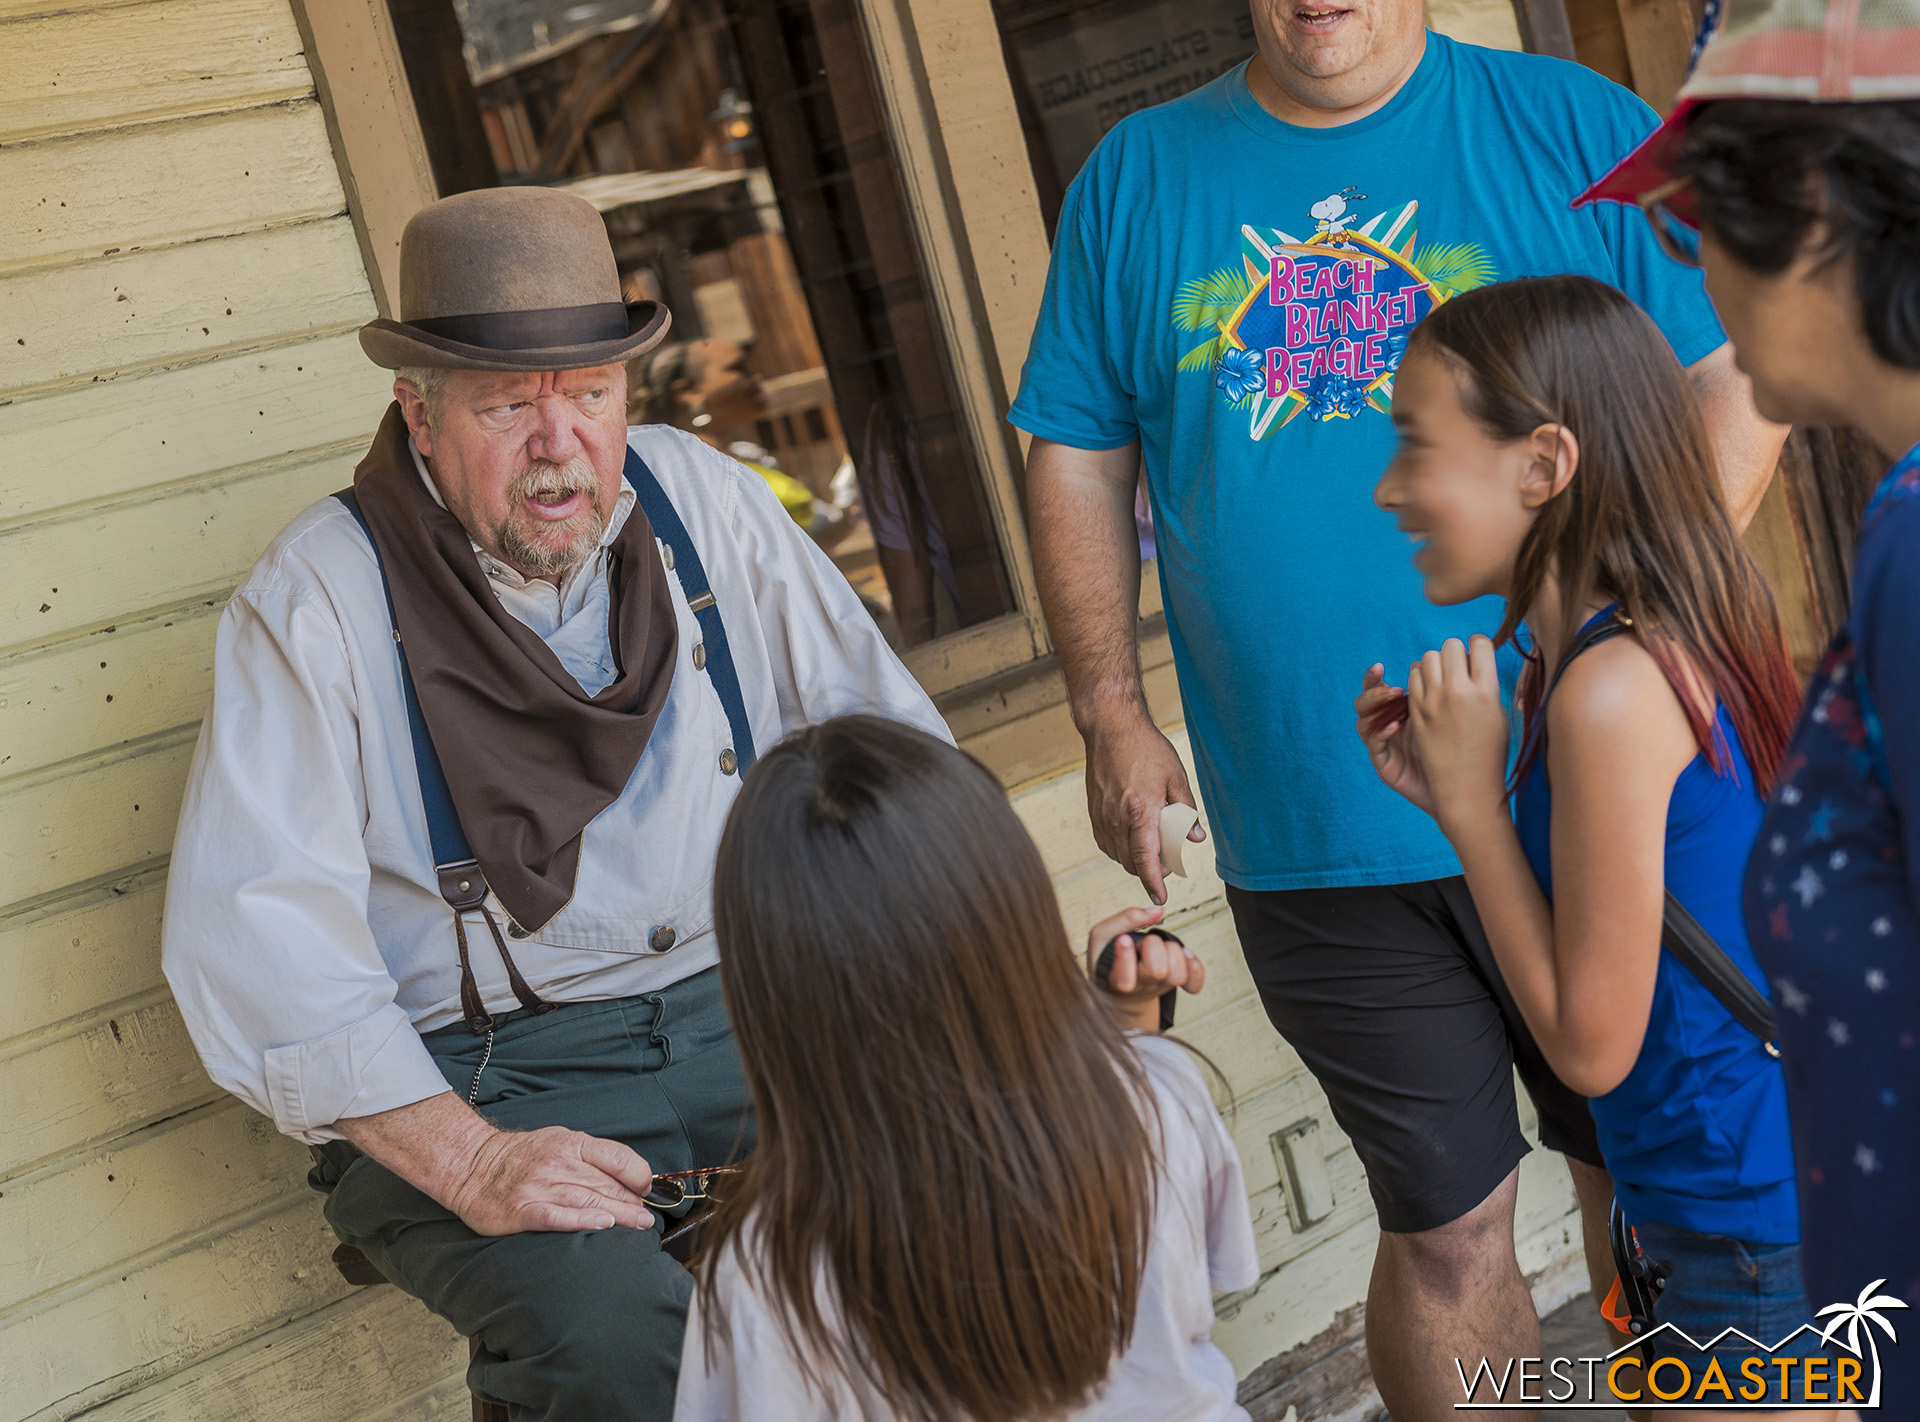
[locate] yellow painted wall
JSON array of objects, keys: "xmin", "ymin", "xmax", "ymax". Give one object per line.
[
  {"xmin": 0, "ymin": 0, "xmax": 1581, "ymax": 1417},
  {"xmin": 0, "ymin": 1, "xmax": 470, "ymax": 1416}
]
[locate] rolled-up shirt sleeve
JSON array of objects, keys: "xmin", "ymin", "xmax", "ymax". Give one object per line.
[{"xmin": 163, "ymin": 585, "xmax": 450, "ymax": 1142}]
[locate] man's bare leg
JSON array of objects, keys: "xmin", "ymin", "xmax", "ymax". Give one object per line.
[
  {"xmin": 1565, "ymin": 1157, "xmax": 1617, "ymax": 1308},
  {"xmin": 1366, "ymin": 1166, "xmax": 1538, "ymax": 1421}
]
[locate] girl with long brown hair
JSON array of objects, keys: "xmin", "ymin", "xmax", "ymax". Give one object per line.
[
  {"xmin": 672, "ymin": 716, "xmax": 1257, "ymax": 1422},
  {"xmin": 1357, "ymin": 276, "xmax": 1831, "ymax": 1414}
]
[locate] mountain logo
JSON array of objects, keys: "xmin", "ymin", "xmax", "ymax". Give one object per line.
[{"xmin": 1451, "ymin": 1281, "xmax": 1907, "ymax": 1409}]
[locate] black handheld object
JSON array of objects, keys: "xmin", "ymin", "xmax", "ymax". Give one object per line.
[
  {"xmin": 1093, "ymin": 929, "xmax": 1184, "ymax": 1032},
  {"xmin": 1607, "ymin": 1197, "xmax": 1669, "ymax": 1337}
]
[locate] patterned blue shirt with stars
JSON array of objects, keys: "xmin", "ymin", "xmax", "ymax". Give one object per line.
[{"xmin": 1745, "ymin": 442, "xmax": 1920, "ymax": 1365}]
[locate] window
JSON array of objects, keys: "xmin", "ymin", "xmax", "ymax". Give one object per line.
[
  {"xmin": 385, "ymin": 0, "xmax": 1028, "ymax": 664},
  {"xmin": 992, "ymin": 0, "xmax": 1258, "ymax": 236}
]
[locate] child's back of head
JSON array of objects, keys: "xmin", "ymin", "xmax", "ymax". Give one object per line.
[{"xmin": 702, "ymin": 716, "xmax": 1158, "ymax": 1422}]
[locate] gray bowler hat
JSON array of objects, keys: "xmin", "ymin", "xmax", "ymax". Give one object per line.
[{"xmin": 359, "ymin": 186, "xmax": 671, "ymax": 372}]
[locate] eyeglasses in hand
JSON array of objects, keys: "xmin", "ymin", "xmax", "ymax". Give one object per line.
[{"xmin": 644, "ymin": 1165, "xmax": 741, "ymax": 1212}]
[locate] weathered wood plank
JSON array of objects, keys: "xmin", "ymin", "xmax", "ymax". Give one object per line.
[
  {"xmin": 1, "ymin": 103, "xmax": 344, "ymax": 278},
  {"xmin": 1215, "ymin": 1214, "xmax": 1380, "ymax": 1379},
  {"xmin": 0, "ymin": 990, "xmax": 217, "ymax": 1182},
  {"xmin": 0, "ymin": 218, "xmax": 376, "ymax": 398},
  {"xmin": 0, "ymin": 869, "xmax": 167, "ymax": 1048},
  {"xmin": 0, "ymin": 1192, "xmax": 353, "ymax": 1420},
  {"xmin": 0, "ymin": 0, "xmax": 310, "ymax": 145},
  {"xmin": 1616, "ymin": 0, "xmax": 1700, "ymax": 112},
  {"xmin": 0, "ymin": 603, "xmax": 222, "ymax": 784},
  {"xmin": 70, "ymin": 1286, "xmax": 466, "ymax": 1422},
  {"xmin": 1565, "ymin": 0, "xmax": 1635, "ymax": 85},
  {"xmin": 355, "ymin": 1376, "xmax": 472, "ymax": 1422},
  {"xmin": 0, "ymin": 332, "xmax": 386, "ymax": 524},
  {"xmin": 0, "ymin": 448, "xmax": 357, "ymax": 655},
  {"xmin": 0, "ymin": 1100, "xmax": 305, "ymax": 1310},
  {"xmin": 1222, "ymin": 1060, "xmax": 1340, "ymax": 1201},
  {"xmin": 0, "ymin": 732, "xmax": 196, "ymax": 914}
]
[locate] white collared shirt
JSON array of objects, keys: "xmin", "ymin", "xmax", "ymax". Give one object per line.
[{"xmin": 162, "ymin": 425, "xmax": 950, "ymax": 1142}]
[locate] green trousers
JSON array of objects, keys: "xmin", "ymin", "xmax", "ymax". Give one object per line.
[{"xmin": 311, "ymin": 968, "xmax": 753, "ymax": 1422}]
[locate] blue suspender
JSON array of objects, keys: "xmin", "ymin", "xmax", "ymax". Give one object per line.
[
  {"xmin": 333, "ymin": 449, "xmax": 757, "ymax": 881},
  {"xmin": 623, "ymin": 446, "xmax": 757, "ymax": 776}
]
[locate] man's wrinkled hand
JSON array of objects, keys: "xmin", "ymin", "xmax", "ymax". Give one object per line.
[
  {"xmin": 448, "ymin": 1125, "xmax": 656, "ymax": 1236},
  {"xmin": 1082, "ymin": 710, "xmax": 1205, "ymax": 906}
]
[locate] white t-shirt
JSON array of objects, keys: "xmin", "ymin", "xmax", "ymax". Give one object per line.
[{"xmin": 673, "ymin": 1033, "xmax": 1261, "ymax": 1421}]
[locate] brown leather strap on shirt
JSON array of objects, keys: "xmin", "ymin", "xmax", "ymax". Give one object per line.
[{"xmin": 439, "ymin": 861, "xmax": 554, "ymax": 1035}]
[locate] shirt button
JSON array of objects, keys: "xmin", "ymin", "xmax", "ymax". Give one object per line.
[
  {"xmin": 649, "ymin": 924, "xmax": 678, "ymax": 952},
  {"xmin": 692, "ymin": 642, "xmax": 707, "ymax": 670},
  {"xmin": 506, "ymin": 918, "xmax": 532, "ymax": 941},
  {"xmin": 661, "ymin": 543, "xmax": 676, "ymax": 571},
  {"xmin": 719, "ymin": 747, "xmax": 738, "ymax": 775}
]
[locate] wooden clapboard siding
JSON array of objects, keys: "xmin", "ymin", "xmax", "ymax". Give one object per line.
[
  {"xmin": 0, "ymin": 1102, "xmax": 299, "ymax": 1309},
  {"xmin": 0, "ymin": 872, "xmax": 168, "ymax": 1046},
  {"xmin": 0, "ymin": 335, "xmax": 379, "ymax": 523},
  {"xmin": 1, "ymin": 449, "xmax": 362, "ymax": 650},
  {"xmin": 0, "ymin": 1192, "xmax": 355, "ymax": 1419},
  {"xmin": 0, "ymin": 734, "xmax": 198, "ymax": 911},
  {"xmin": 0, "ymin": 987, "xmax": 216, "ymax": 1182},
  {"xmin": 0, "ymin": 104, "xmax": 345, "ymax": 276},
  {"xmin": 0, "ymin": 222, "xmax": 378, "ymax": 398},
  {"xmin": 0, "ymin": 0, "xmax": 459, "ymax": 1416},
  {"xmin": 72, "ymin": 1288, "xmax": 466, "ymax": 1422},
  {"xmin": 0, "ymin": 606, "xmax": 225, "ymax": 783},
  {"xmin": 0, "ymin": 0, "xmax": 311, "ymax": 144}
]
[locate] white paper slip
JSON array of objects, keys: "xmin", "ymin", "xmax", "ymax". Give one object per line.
[{"xmin": 1159, "ymin": 801, "xmax": 1201, "ymax": 878}]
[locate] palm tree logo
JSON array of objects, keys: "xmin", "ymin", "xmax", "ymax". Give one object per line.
[{"xmin": 1816, "ymin": 1280, "xmax": 1910, "ymax": 1407}]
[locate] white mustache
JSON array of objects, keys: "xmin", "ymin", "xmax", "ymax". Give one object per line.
[{"xmin": 507, "ymin": 458, "xmax": 597, "ymax": 503}]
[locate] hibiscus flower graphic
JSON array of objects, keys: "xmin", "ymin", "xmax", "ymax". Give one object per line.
[{"xmin": 1214, "ymin": 345, "xmax": 1265, "ymax": 402}]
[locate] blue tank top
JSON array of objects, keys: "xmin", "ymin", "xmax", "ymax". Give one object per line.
[{"xmin": 1513, "ymin": 610, "xmax": 1800, "ymax": 1243}]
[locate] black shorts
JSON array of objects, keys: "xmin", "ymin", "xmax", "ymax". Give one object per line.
[{"xmin": 1228, "ymin": 876, "xmax": 1603, "ymax": 1235}]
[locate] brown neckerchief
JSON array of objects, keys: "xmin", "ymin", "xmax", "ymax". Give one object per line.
[{"xmin": 351, "ymin": 403, "xmax": 678, "ymax": 936}]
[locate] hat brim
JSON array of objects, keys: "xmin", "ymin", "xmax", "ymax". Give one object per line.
[
  {"xmin": 1572, "ymin": 99, "xmax": 1702, "ymax": 210},
  {"xmin": 359, "ymin": 300, "xmax": 672, "ymax": 372}
]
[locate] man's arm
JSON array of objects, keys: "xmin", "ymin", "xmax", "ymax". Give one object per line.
[
  {"xmin": 162, "ymin": 566, "xmax": 655, "ymax": 1236},
  {"xmin": 337, "ymin": 1093, "xmax": 655, "ymax": 1235},
  {"xmin": 1688, "ymin": 342, "xmax": 1789, "ymax": 531},
  {"xmin": 1027, "ymin": 437, "xmax": 1200, "ymax": 904}
]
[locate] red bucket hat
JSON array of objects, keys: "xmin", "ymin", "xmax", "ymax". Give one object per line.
[{"xmin": 1574, "ymin": 0, "xmax": 1920, "ymax": 214}]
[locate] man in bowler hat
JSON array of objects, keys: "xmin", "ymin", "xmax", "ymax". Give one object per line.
[{"xmin": 161, "ymin": 186, "xmax": 950, "ymax": 1417}]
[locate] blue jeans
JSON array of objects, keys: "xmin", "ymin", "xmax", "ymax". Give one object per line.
[{"xmin": 1633, "ymin": 1218, "xmax": 1850, "ymax": 1407}]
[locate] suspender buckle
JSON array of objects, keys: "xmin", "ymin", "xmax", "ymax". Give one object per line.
[{"xmin": 436, "ymin": 860, "xmax": 489, "ymax": 911}]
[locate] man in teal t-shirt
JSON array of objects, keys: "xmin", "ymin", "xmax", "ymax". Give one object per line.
[{"xmin": 1010, "ymin": 2, "xmax": 1785, "ymax": 1413}]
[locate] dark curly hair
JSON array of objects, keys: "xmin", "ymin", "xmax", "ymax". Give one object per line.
[{"xmin": 1677, "ymin": 100, "xmax": 1920, "ymax": 369}]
